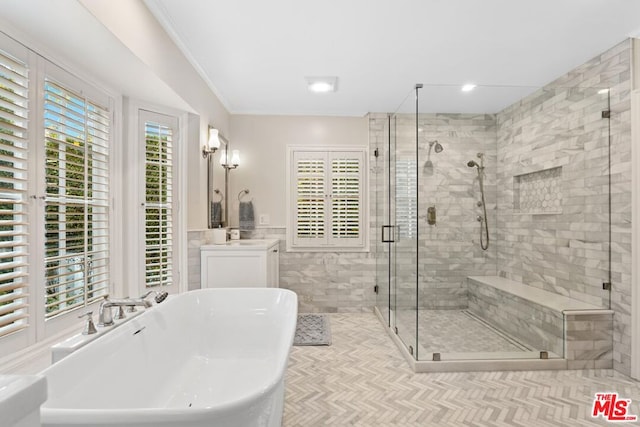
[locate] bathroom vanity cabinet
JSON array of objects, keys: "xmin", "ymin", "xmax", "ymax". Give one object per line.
[{"xmin": 200, "ymin": 239, "xmax": 280, "ymax": 288}]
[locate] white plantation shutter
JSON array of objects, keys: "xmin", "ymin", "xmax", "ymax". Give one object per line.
[
  {"xmin": 0, "ymin": 48, "xmax": 29, "ymax": 337},
  {"xmin": 143, "ymin": 116, "xmax": 174, "ymax": 288},
  {"xmin": 330, "ymin": 154, "xmax": 362, "ymax": 243},
  {"xmin": 294, "ymin": 152, "xmax": 326, "ymax": 246},
  {"xmin": 44, "ymin": 80, "xmax": 110, "ymax": 319},
  {"xmin": 0, "ymin": 34, "xmax": 119, "ymax": 354},
  {"xmin": 290, "ymin": 149, "xmax": 365, "ymax": 250}
]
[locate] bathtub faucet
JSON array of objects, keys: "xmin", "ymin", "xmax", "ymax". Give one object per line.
[{"xmin": 98, "ymin": 291, "xmax": 168, "ymax": 327}]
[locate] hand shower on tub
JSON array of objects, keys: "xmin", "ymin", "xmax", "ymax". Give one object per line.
[{"xmin": 467, "ymin": 153, "xmax": 489, "ymax": 250}]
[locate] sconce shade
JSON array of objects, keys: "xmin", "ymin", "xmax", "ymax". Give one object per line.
[
  {"xmin": 219, "ymin": 149, "xmax": 240, "ymax": 170},
  {"xmin": 202, "ymin": 126, "xmax": 221, "ymax": 158},
  {"xmin": 231, "ymin": 150, "xmax": 240, "ymax": 166},
  {"xmin": 208, "ymin": 127, "xmax": 221, "ymax": 150}
]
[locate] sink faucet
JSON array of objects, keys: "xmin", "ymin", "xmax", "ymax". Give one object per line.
[{"xmin": 98, "ymin": 291, "xmax": 168, "ymax": 326}]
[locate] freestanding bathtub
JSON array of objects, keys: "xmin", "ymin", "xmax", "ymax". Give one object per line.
[{"xmin": 40, "ymin": 288, "xmax": 298, "ymax": 427}]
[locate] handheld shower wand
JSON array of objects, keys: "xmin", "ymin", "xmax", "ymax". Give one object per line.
[{"xmin": 467, "ymin": 153, "xmax": 489, "ymax": 250}]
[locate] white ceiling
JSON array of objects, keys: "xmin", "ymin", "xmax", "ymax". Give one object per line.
[
  {"xmin": 145, "ymin": 0, "xmax": 640, "ymax": 116},
  {"xmin": 0, "ymin": 0, "xmax": 194, "ymax": 112}
]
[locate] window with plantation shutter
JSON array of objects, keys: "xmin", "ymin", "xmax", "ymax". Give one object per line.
[
  {"xmin": 0, "ymin": 48, "xmax": 29, "ymax": 338},
  {"xmin": 331, "ymin": 156, "xmax": 361, "ymax": 242},
  {"xmin": 288, "ymin": 148, "xmax": 367, "ymax": 251},
  {"xmin": 141, "ymin": 112, "xmax": 176, "ymax": 289},
  {"xmin": 0, "ymin": 33, "xmax": 119, "ymax": 359},
  {"xmin": 294, "ymin": 154, "xmax": 325, "ymax": 245},
  {"xmin": 44, "ymin": 80, "xmax": 110, "ymax": 318}
]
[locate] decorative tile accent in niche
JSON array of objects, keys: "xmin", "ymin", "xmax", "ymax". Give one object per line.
[{"xmin": 513, "ymin": 167, "xmax": 562, "ymax": 214}]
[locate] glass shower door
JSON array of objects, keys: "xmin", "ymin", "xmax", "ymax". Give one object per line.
[
  {"xmin": 375, "ymin": 116, "xmax": 391, "ymax": 326},
  {"xmin": 390, "ymin": 89, "xmax": 419, "ymax": 359}
]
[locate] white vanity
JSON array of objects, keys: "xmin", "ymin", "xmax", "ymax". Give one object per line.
[{"xmin": 200, "ymin": 239, "xmax": 280, "ymax": 288}]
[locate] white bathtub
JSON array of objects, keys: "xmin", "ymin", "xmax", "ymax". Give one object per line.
[{"xmin": 40, "ymin": 288, "xmax": 298, "ymax": 427}]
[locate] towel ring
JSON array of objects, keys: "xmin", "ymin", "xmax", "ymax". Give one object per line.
[
  {"xmin": 213, "ymin": 189, "xmax": 223, "ymax": 202},
  {"xmin": 238, "ymin": 189, "xmax": 250, "ymax": 202}
]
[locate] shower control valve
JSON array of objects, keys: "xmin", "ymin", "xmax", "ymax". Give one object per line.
[
  {"xmin": 476, "ymin": 215, "xmax": 483, "ymax": 222},
  {"xmin": 477, "ymin": 201, "xmax": 483, "ymax": 207}
]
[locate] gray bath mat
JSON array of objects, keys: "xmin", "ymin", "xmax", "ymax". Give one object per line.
[{"xmin": 294, "ymin": 314, "xmax": 332, "ymax": 346}]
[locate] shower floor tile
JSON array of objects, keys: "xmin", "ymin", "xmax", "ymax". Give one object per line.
[{"xmin": 394, "ymin": 309, "xmax": 527, "ymax": 356}]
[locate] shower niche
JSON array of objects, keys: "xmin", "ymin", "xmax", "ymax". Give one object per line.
[{"xmin": 513, "ymin": 166, "xmax": 563, "ymax": 214}]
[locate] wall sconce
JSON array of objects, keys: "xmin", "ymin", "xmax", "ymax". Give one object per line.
[
  {"xmin": 219, "ymin": 149, "xmax": 240, "ymax": 170},
  {"xmin": 202, "ymin": 126, "xmax": 221, "ymax": 158}
]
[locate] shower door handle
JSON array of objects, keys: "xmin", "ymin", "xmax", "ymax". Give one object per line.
[{"xmin": 381, "ymin": 225, "xmax": 395, "ymax": 243}]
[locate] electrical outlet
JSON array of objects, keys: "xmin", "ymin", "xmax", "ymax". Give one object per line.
[
  {"xmin": 302, "ymin": 295, "xmax": 313, "ymax": 303},
  {"xmin": 259, "ymin": 214, "xmax": 270, "ymax": 225}
]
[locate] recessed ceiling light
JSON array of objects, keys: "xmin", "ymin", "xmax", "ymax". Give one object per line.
[
  {"xmin": 461, "ymin": 84, "xmax": 477, "ymax": 92},
  {"xmin": 306, "ymin": 76, "xmax": 338, "ymax": 93}
]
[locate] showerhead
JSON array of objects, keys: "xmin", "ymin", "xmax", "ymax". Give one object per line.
[
  {"xmin": 427, "ymin": 140, "xmax": 443, "ymax": 154},
  {"xmin": 467, "ymin": 160, "xmax": 479, "ymax": 168}
]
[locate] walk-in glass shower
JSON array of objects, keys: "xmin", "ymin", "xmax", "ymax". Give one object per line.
[{"xmin": 374, "ymin": 83, "xmax": 613, "ymax": 369}]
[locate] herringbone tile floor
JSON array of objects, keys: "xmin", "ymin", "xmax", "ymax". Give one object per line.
[{"xmin": 284, "ymin": 313, "xmax": 640, "ymax": 426}]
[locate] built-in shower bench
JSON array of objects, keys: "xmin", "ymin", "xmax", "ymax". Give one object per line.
[{"xmin": 467, "ymin": 276, "xmax": 613, "ymax": 369}]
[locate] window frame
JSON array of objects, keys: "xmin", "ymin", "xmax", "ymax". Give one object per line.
[
  {"xmin": 42, "ymin": 78, "xmax": 111, "ymax": 321},
  {"xmin": 0, "ymin": 32, "xmax": 122, "ymax": 360},
  {"xmin": 123, "ymin": 100, "xmax": 186, "ymax": 300},
  {"xmin": 37, "ymin": 57, "xmax": 117, "ymax": 342},
  {"xmin": 138, "ymin": 109, "xmax": 179, "ymax": 295},
  {"xmin": 286, "ymin": 145, "xmax": 369, "ymax": 253}
]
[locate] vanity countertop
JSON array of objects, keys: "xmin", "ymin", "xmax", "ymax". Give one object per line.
[{"xmin": 200, "ymin": 238, "xmax": 280, "ymax": 251}]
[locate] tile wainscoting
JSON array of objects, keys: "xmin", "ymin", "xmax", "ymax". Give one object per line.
[{"xmin": 187, "ymin": 227, "xmax": 376, "ymax": 313}]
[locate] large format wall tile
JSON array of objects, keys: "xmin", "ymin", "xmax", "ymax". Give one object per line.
[{"xmin": 496, "ymin": 39, "xmax": 632, "ymax": 375}]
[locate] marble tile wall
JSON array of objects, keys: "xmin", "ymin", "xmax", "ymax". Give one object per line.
[
  {"xmin": 417, "ymin": 114, "xmax": 499, "ymax": 308},
  {"xmin": 496, "ymin": 88, "xmax": 610, "ymax": 306},
  {"xmin": 369, "ymin": 114, "xmax": 498, "ymax": 309},
  {"xmin": 468, "ymin": 279, "xmax": 564, "ymax": 356},
  {"xmin": 565, "ymin": 312, "xmax": 614, "ymax": 369},
  {"xmin": 468, "ymin": 277, "xmax": 614, "ymax": 368},
  {"xmin": 187, "ymin": 229, "xmax": 212, "ymax": 291},
  {"xmin": 496, "ymin": 39, "xmax": 632, "ymax": 374}
]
